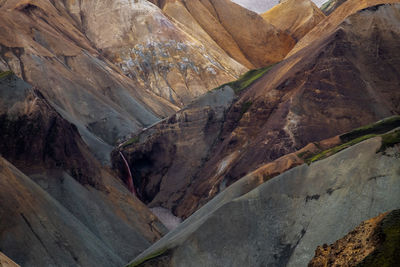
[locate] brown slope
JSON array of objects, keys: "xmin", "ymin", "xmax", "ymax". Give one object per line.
[
  {"xmin": 62, "ymin": 0, "xmax": 246, "ymax": 107},
  {"xmin": 155, "ymin": 0, "xmax": 295, "ymax": 68},
  {"xmin": 0, "ymin": 0, "xmax": 179, "ymax": 162},
  {"xmin": 0, "ymin": 252, "xmax": 19, "ymax": 267},
  {"xmin": 262, "ymin": 0, "xmax": 326, "ymax": 41},
  {"xmin": 0, "ymin": 72, "xmax": 166, "ymax": 266},
  {"xmin": 114, "ymin": 3, "xmax": 400, "ymax": 219},
  {"xmin": 286, "ymin": 0, "xmax": 400, "ymax": 57},
  {"xmin": 309, "ymin": 210, "xmax": 400, "ymax": 267}
]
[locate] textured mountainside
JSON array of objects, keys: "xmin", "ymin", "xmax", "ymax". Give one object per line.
[
  {"xmin": 0, "ymin": 0, "xmax": 249, "ymax": 162},
  {"xmin": 0, "ymin": 72, "xmax": 167, "ymax": 266},
  {"xmin": 115, "ymin": 2, "xmax": 400, "ymax": 219},
  {"xmin": 129, "ymin": 124, "xmax": 400, "ymax": 266},
  {"xmin": 150, "ymin": 0, "xmax": 295, "ymax": 69},
  {"xmin": 63, "ymin": 0, "xmax": 246, "ymax": 107},
  {"xmin": 309, "ymin": 210, "xmax": 400, "ymax": 266},
  {"xmin": 262, "ymin": 0, "xmax": 326, "ymax": 41}
]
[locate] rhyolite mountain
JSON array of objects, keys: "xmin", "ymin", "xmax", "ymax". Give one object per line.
[
  {"xmin": 0, "ymin": 72, "xmax": 167, "ymax": 266},
  {"xmin": 0, "ymin": 0, "xmax": 252, "ymax": 163},
  {"xmin": 1, "ymin": 0, "xmax": 400, "ymax": 267},
  {"xmin": 262, "ymin": 0, "xmax": 326, "ymax": 41},
  {"xmin": 128, "ymin": 121, "xmax": 400, "ymax": 266},
  {"xmin": 114, "ymin": 1, "xmax": 400, "ymax": 220},
  {"xmin": 149, "ymin": 0, "xmax": 295, "ymax": 68}
]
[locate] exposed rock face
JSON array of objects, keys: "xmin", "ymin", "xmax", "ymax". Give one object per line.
[
  {"xmin": 63, "ymin": 0, "xmax": 246, "ymax": 107},
  {"xmin": 0, "ymin": 0, "xmax": 248, "ymax": 162},
  {"xmin": 262, "ymin": 0, "xmax": 326, "ymax": 41},
  {"xmin": 116, "ymin": 3, "xmax": 400, "ymax": 219},
  {"xmin": 0, "ymin": 73, "xmax": 167, "ymax": 266},
  {"xmin": 112, "ymin": 86, "xmax": 235, "ymax": 210},
  {"xmin": 129, "ymin": 135, "xmax": 400, "ymax": 267},
  {"xmin": 309, "ymin": 210, "xmax": 400, "ymax": 267},
  {"xmin": 154, "ymin": 0, "xmax": 295, "ymax": 68},
  {"xmin": 286, "ymin": 0, "xmax": 400, "ymax": 57},
  {"xmin": 0, "ymin": 0, "xmax": 178, "ymax": 162}
]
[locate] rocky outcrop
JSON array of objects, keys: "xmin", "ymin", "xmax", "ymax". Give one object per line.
[
  {"xmin": 116, "ymin": 3, "xmax": 400, "ymax": 219},
  {"xmin": 0, "ymin": 72, "xmax": 167, "ymax": 266},
  {"xmin": 262, "ymin": 0, "xmax": 326, "ymax": 41},
  {"xmin": 154, "ymin": 0, "xmax": 295, "ymax": 69},
  {"xmin": 309, "ymin": 210, "xmax": 400, "ymax": 267},
  {"xmin": 128, "ymin": 129, "xmax": 400, "ymax": 267}
]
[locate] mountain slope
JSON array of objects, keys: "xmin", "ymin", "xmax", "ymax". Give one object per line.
[
  {"xmin": 62, "ymin": 0, "xmax": 246, "ymax": 106},
  {"xmin": 0, "ymin": 0, "xmax": 249, "ymax": 162},
  {"xmin": 286, "ymin": 0, "xmax": 400, "ymax": 57},
  {"xmin": 153, "ymin": 0, "xmax": 295, "ymax": 68},
  {"xmin": 0, "ymin": 72, "xmax": 167, "ymax": 266},
  {"xmin": 262, "ymin": 0, "xmax": 326, "ymax": 41},
  {"xmin": 129, "ymin": 129, "xmax": 400, "ymax": 266},
  {"xmin": 115, "ymin": 2, "xmax": 400, "ymax": 219}
]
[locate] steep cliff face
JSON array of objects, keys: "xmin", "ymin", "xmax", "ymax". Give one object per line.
[
  {"xmin": 0, "ymin": 73, "xmax": 167, "ymax": 266},
  {"xmin": 262, "ymin": 0, "xmax": 326, "ymax": 41},
  {"xmin": 115, "ymin": 3, "xmax": 400, "ymax": 219},
  {"xmin": 153, "ymin": 0, "xmax": 295, "ymax": 69},
  {"xmin": 128, "ymin": 131, "xmax": 400, "ymax": 267}
]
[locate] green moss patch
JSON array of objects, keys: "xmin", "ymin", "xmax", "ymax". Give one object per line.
[
  {"xmin": 357, "ymin": 210, "xmax": 400, "ymax": 267},
  {"xmin": 306, "ymin": 134, "xmax": 378, "ymax": 164},
  {"xmin": 0, "ymin": 71, "xmax": 13, "ymax": 79},
  {"xmin": 304, "ymin": 116, "xmax": 400, "ymax": 163},
  {"xmin": 216, "ymin": 64, "xmax": 275, "ymax": 95},
  {"xmin": 378, "ymin": 129, "xmax": 400, "ymax": 152},
  {"xmin": 340, "ymin": 116, "xmax": 400, "ymax": 143},
  {"xmin": 127, "ymin": 248, "xmax": 169, "ymax": 267}
]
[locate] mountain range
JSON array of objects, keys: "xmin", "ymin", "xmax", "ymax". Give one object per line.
[{"xmin": 0, "ymin": 0, "xmax": 399, "ymax": 266}]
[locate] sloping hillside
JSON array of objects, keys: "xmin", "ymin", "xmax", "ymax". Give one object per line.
[
  {"xmin": 128, "ymin": 124, "xmax": 400, "ymax": 266},
  {"xmin": 115, "ymin": 3, "xmax": 400, "ymax": 219},
  {"xmin": 262, "ymin": 0, "xmax": 326, "ymax": 41}
]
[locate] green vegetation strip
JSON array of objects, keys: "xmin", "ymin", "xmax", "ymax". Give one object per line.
[
  {"xmin": 127, "ymin": 248, "xmax": 169, "ymax": 267},
  {"xmin": 357, "ymin": 210, "xmax": 400, "ymax": 267},
  {"xmin": 0, "ymin": 71, "xmax": 13, "ymax": 79},
  {"xmin": 306, "ymin": 118, "xmax": 400, "ymax": 164},
  {"xmin": 216, "ymin": 64, "xmax": 275, "ymax": 94},
  {"xmin": 306, "ymin": 134, "xmax": 378, "ymax": 164},
  {"xmin": 340, "ymin": 116, "xmax": 400, "ymax": 143}
]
